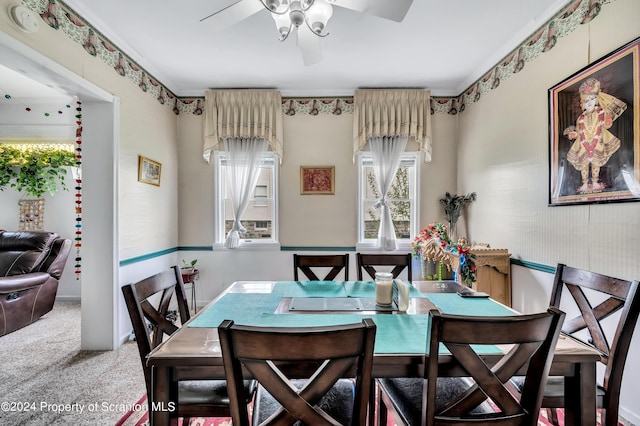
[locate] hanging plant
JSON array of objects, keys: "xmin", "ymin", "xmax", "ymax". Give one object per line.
[{"xmin": 0, "ymin": 144, "xmax": 76, "ymax": 198}]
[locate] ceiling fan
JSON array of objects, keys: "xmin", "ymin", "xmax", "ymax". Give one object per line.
[{"xmin": 200, "ymin": 0, "xmax": 413, "ymax": 66}]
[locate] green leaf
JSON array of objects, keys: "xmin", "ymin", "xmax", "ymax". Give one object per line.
[{"xmin": 0, "ymin": 145, "xmax": 75, "ymax": 198}]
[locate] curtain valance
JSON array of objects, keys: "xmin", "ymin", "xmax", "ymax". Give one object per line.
[
  {"xmin": 203, "ymin": 90, "xmax": 283, "ymax": 163},
  {"xmin": 353, "ymin": 89, "xmax": 432, "ymax": 162}
]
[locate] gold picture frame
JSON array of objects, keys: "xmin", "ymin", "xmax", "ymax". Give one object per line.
[
  {"xmin": 138, "ymin": 155, "xmax": 162, "ymax": 186},
  {"xmin": 300, "ymin": 166, "xmax": 335, "ymax": 195}
]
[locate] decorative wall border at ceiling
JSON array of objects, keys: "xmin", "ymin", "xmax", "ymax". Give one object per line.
[{"xmin": 18, "ymin": 0, "xmax": 612, "ymax": 116}]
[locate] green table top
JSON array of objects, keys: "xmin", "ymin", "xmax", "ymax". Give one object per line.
[{"xmin": 188, "ymin": 281, "xmax": 510, "ymax": 354}]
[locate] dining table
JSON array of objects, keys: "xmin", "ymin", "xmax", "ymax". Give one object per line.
[{"xmin": 146, "ymin": 280, "xmax": 600, "ymax": 426}]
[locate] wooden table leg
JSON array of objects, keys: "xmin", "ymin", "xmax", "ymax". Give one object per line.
[
  {"xmin": 150, "ymin": 365, "xmax": 178, "ymax": 426},
  {"xmin": 563, "ymin": 361, "xmax": 596, "ymax": 426}
]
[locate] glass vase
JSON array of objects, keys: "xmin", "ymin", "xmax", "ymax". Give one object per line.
[
  {"xmin": 448, "ymin": 220, "xmax": 457, "ymax": 243},
  {"xmin": 419, "ymin": 252, "xmax": 436, "ymax": 280}
]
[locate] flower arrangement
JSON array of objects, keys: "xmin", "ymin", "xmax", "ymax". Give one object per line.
[
  {"xmin": 411, "ymin": 222, "xmax": 450, "ymax": 257},
  {"xmin": 411, "ymin": 222, "xmax": 477, "ymax": 285}
]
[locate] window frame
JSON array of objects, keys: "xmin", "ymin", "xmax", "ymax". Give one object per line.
[
  {"xmin": 356, "ymin": 151, "xmax": 420, "ymax": 251},
  {"xmin": 213, "ymin": 151, "xmax": 280, "ymax": 251}
]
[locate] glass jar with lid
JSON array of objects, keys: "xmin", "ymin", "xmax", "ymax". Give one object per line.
[{"xmin": 374, "ymin": 272, "xmax": 393, "ymax": 307}]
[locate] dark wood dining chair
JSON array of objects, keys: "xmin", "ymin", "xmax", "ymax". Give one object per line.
[
  {"xmin": 219, "ymin": 318, "xmax": 376, "ymax": 426},
  {"xmin": 377, "ymin": 307, "xmax": 565, "ymax": 426},
  {"xmin": 122, "ymin": 266, "xmax": 255, "ymax": 424},
  {"xmin": 293, "ymin": 253, "xmax": 349, "ymax": 281},
  {"xmin": 356, "ymin": 252, "xmax": 412, "ymax": 281},
  {"xmin": 533, "ymin": 264, "xmax": 640, "ymax": 426}
]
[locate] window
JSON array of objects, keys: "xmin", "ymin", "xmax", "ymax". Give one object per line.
[
  {"xmin": 214, "ymin": 151, "xmax": 279, "ymax": 249},
  {"xmin": 253, "ymin": 184, "xmax": 268, "ymax": 206},
  {"xmin": 357, "ymin": 151, "xmax": 419, "ymax": 249},
  {"xmin": 254, "ymin": 220, "xmax": 269, "ymax": 230}
]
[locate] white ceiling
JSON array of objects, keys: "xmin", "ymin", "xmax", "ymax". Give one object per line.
[
  {"xmin": 0, "ymin": 63, "xmax": 74, "ymax": 103},
  {"xmin": 45, "ymin": 0, "xmax": 571, "ymax": 98}
]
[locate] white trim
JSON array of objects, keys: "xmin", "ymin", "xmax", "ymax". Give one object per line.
[
  {"xmin": 355, "ymin": 241, "xmax": 413, "ymax": 252},
  {"xmin": 212, "ymin": 242, "xmax": 281, "ymax": 251},
  {"xmin": 213, "ymin": 150, "xmax": 279, "ymax": 247},
  {"xmin": 356, "ymin": 151, "xmax": 420, "ymax": 247}
]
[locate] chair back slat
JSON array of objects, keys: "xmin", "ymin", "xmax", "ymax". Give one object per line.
[
  {"xmin": 356, "ymin": 253, "xmax": 412, "ymax": 281},
  {"xmin": 424, "ymin": 308, "xmax": 565, "ymax": 426},
  {"xmin": 547, "ymin": 264, "xmax": 640, "ymax": 425},
  {"xmin": 219, "ymin": 318, "xmax": 376, "ymax": 426},
  {"xmin": 121, "ymin": 266, "xmax": 189, "ymax": 397},
  {"xmin": 293, "ymin": 254, "xmax": 349, "ymax": 281}
]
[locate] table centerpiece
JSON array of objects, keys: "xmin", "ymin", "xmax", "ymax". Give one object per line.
[{"xmin": 411, "ymin": 222, "xmax": 476, "ymax": 286}]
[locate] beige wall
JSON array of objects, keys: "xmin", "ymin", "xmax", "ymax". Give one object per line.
[
  {"xmin": 117, "ymin": 86, "xmax": 179, "ymax": 259},
  {"xmin": 457, "ymin": 4, "xmax": 640, "ymax": 420},
  {"xmin": 458, "ymin": 0, "xmax": 640, "ymax": 281},
  {"xmin": 0, "ymin": 0, "xmax": 179, "ymax": 260},
  {"xmin": 178, "ymin": 110, "xmax": 458, "ymax": 247}
]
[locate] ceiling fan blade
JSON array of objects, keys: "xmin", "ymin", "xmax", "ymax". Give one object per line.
[
  {"xmin": 200, "ymin": 0, "xmax": 263, "ymax": 31},
  {"xmin": 297, "ymin": 26, "xmax": 323, "ymax": 66},
  {"xmin": 331, "ymin": 0, "xmax": 413, "ymax": 22}
]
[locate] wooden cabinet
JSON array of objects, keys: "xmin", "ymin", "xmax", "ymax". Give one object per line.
[{"xmin": 448, "ymin": 248, "xmax": 512, "ymax": 307}]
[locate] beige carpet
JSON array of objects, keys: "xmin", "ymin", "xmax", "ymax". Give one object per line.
[{"xmin": 0, "ymin": 300, "xmax": 146, "ymax": 425}]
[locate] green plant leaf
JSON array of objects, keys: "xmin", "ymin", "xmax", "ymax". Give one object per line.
[{"xmin": 0, "ymin": 145, "xmax": 76, "ymax": 198}]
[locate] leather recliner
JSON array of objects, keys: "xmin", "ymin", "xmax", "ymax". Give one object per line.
[{"xmin": 0, "ymin": 230, "xmax": 71, "ymax": 336}]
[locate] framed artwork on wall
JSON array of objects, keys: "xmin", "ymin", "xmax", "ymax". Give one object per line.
[
  {"xmin": 549, "ymin": 37, "xmax": 640, "ymax": 206},
  {"xmin": 138, "ymin": 155, "xmax": 162, "ymax": 186},
  {"xmin": 300, "ymin": 166, "xmax": 335, "ymax": 195}
]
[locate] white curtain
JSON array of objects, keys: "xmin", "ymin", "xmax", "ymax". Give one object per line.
[
  {"xmin": 223, "ymin": 137, "xmax": 268, "ymax": 249},
  {"xmin": 369, "ymin": 135, "xmax": 409, "ymax": 251},
  {"xmin": 353, "ymin": 89, "xmax": 431, "ymax": 162},
  {"xmin": 203, "ymin": 90, "xmax": 283, "ymax": 163}
]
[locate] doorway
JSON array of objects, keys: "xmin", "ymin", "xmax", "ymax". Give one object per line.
[{"xmin": 1, "ymin": 32, "xmax": 120, "ymax": 350}]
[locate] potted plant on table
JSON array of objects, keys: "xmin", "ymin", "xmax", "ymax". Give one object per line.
[
  {"xmin": 181, "ymin": 259, "xmax": 197, "ymax": 271},
  {"xmin": 181, "ymin": 259, "xmax": 199, "ymax": 281}
]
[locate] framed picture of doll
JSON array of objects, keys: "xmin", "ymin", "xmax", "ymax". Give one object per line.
[{"xmin": 548, "ymin": 37, "xmax": 639, "ymax": 206}]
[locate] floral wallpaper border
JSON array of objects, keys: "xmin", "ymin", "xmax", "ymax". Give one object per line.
[{"xmin": 19, "ymin": 0, "xmax": 612, "ymax": 116}]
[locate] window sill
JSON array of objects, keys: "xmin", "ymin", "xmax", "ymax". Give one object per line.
[
  {"xmin": 212, "ymin": 242, "xmax": 281, "ymax": 251},
  {"xmin": 356, "ymin": 241, "xmax": 412, "ymax": 253}
]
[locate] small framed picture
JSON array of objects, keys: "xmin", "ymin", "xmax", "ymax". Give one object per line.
[
  {"xmin": 300, "ymin": 166, "xmax": 335, "ymax": 195},
  {"xmin": 138, "ymin": 156, "xmax": 162, "ymax": 186}
]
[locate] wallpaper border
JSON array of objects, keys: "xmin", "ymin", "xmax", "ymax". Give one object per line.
[{"xmin": 20, "ymin": 0, "xmax": 613, "ymax": 116}]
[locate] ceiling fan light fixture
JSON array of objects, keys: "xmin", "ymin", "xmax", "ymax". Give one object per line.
[
  {"xmin": 264, "ymin": 0, "xmax": 281, "ymax": 11},
  {"xmin": 262, "ymin": 0, "xmax": 331, "ymax": 41},
  {"xmin": 305, "ymin": 0, "xmax": 333, "ymax": 34},
  {"xmin": 271, "ymin": 11, "xmax": 292, "ymax": 39},
  {"xmin": 288, "ymin": 1, "xmax": 305, "ymax": 27}
]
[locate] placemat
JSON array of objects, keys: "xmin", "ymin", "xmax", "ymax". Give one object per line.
[
  {"xmin": 343, "ymin": 280, "xmax": 425, "ymax": 298},
  {"xmin": 188, "ymin": 293, "xmax": 282, "ymax": 328},
  {"xmin": 289, "ymin": 297, "xmax": 396, "ymax": 312},
  {"xmin": 272, "ymin": 281, "xmax": 347, "ymax": 297},
  {"xmin": 257, "ymin": 313, "xmax": 430, "ymax": 354},
  {"xmin": 342, "ymin": 281, "xmax": 375, "ymax": 297},
  {"xmin": 425, "ymin": 293, "xmax": 515, "ymax": 316}
]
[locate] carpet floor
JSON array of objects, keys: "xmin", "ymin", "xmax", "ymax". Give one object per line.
[{"xmin": 0, "ymin": 300, "xmax": 146, "ymax": 425}]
